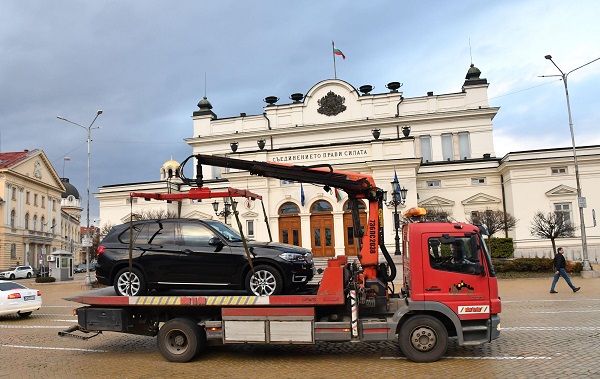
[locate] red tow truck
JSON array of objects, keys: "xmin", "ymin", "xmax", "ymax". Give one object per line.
[{"xmin": 60, "ymin": 154, "xmax": 500, "ymax": 363}]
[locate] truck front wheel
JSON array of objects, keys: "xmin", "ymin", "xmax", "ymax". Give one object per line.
[
  {"xmin": 398, "ymin": 315, "xmax": 448, "ymax": 363},
  {"xmin": 157, "ymin": 318, "xmax": 206, "ymax": 363}
]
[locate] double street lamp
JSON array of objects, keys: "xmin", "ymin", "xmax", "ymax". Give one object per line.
[
  {"xmin": 385, "ymin": 178, "xmax": 408, "ymax": 256},
  {"xmin": 57, "ymin": 110, "xmax": 103, "ymax": 287},
  {"xmin": 542, "ymin": 55, "xmax": 600, "ymax": 272},
  {"xmin": 212, "ymin": 198, "xmax": 237, "ymax": 225}
]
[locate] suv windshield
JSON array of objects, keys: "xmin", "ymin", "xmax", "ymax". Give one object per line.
[{"xmin": 204, "ymin": 220, "xmax": 244, "ymax": 242}]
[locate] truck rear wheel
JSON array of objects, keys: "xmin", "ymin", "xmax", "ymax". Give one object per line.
[
  {"xmin": 398, "ymin": 315, "xmax": 448, "ymax": 363},
  {"xmin": 157, "ymin": 318, "xmax": 206, "ymax": 363}
]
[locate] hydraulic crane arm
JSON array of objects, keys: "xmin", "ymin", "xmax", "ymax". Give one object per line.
[{"xmin": 180, "ymin": 154, "xmax": 381, "ymax": 201}]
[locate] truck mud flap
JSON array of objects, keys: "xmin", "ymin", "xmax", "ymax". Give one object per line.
[{"xmin": 58, "ymin": 325, "xmax": 101, "ymax": 340}]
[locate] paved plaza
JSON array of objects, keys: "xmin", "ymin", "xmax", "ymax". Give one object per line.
[{"xmin": 0, "ymin": 274, "xmax": 599, "ymax": 378}]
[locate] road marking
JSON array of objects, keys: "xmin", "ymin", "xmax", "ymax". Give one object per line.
[
  {"xmin": 0, "ymin": 344, "xmax": 106, "ymax": 353},
  {"xmin": 502, "ymin": 326, "xmax": 600, "ymax": 331},
  {"xmin": 531, "ymin": 310, "xmax": 600, "ymax": 314},
  {"xmin": 503, "ymin": 299, "xmax": 600, "ymax": 303},
  {"xmin": 381, "ymin": 356, "xmax": 552, "ymax": 360},
  {"xmin": 0, "ymin": 325, "xmax": 71, "ymax": 329}
]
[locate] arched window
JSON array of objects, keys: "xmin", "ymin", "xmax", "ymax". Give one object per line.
[
  {"xmin": 25, "ymin": 213, "xmax": 29, "ymax": 230},
  {"xmin": 279, "ymin": 202, "xmax": 300, "ymax": 215},
  {"xmin": 52, "ymin": 218, "xmax": 56, "ymax": 232},
  {"xmin": 343, "ymin": 200, "xmax": 366, "ymax": 211},
  {"xmin": 311, "ymin": 200, "xmax": 332, "ymax": 213},
  {"xmin": 10, "ymin": 210, "xmax": 15, "ymax": 228},
  {"xmin": 33, "ymin": 215, "xmax": 38, "ymax": 231},
  {"xmin": 41, "ymin": 216, "xmax": 46, "ymax": 232}
]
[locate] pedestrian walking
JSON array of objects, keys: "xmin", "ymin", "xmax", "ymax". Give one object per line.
[{"xmin": 550, "ymin": 247, "xmax": 581, "ymax": 293}]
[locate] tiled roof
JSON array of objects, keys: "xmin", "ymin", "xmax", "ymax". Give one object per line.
[{"xmin": 0, "ymin": 149, "xmax": 38, "ymax": 169}]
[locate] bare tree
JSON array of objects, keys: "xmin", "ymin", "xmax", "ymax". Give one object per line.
[
  {"xmin": 468, "ymin": 210, "xmax": 518, "ymax": 238},
  {"xmin": 131, "ymin": 209, "xmax": 179, "ymax": 221},
  {"xmin": 423, "ymin": 208, "xmax": 450, "ymax": 222},
  {"xmin": 529, "ymin": 211, "xmax": 576, "ymax": 254}
]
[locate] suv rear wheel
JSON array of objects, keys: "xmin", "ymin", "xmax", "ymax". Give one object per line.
[
  {"xmin": 245, "ymin": 265, "xmax": 283, "ymax": 296},
  {"xmin": 114, "ymin": 267, "xmax": 148, "ymax": 296}
]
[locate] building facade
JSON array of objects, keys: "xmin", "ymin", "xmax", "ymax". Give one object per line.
[
  {"xmin": 96, "ymin": 66, "xmax": 599, "ymax": 264},
  {"xmin": 0, "ymin": 150, "xmax": 82, "ymax": 271}
]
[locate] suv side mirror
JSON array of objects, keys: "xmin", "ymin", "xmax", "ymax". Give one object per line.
[{"xmin": 208, "ymin": 237, "xmax": 223, "ymax": 246}]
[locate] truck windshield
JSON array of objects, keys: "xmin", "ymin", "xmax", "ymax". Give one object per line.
[
  {"xmin": 428, "ymin": 234, "xmax": 485, "ymax": 275},
  {"xmin": 478, "ymin": 233, "xmax": 496, "ymax": 277}
]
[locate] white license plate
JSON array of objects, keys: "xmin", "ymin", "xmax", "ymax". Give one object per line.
[{"xmin": 24, "ymin": 295, "xmax": 35, "ymax": 301}]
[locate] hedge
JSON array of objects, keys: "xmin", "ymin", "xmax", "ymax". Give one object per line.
[
  {"xmin": 35, "ymin": 276, "xmax": 57, "ymax": 283},
  {"xmin": 486, "ymin": 238, "xmax": 514, "ymax": 258},
  {"xmin": 492, "ymin": 258, "xmax": 582, "ymax": 273}
]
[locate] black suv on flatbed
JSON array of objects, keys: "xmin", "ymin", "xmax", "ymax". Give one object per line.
[{"xmin": 95, "ymin": 219, "xmax": 315, "ymax": 296}]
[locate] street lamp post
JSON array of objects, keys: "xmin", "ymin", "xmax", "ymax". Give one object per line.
[
  {"xmin": 543, "ymin": 55, "xmax": 600, "ymax": 273},
  {"xmin": 212, "ymin": 198, "xmax": 236, "ymax": 224},
  {"xmin": 57, "ymin": 110, "xmax": 103, "ymax": 287},
  {"xmin": 386, "ymin": 178, "xmax": 408, "ymax": 256}
]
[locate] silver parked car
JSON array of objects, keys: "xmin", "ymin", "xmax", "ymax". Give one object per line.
[{"xmin": 0, "ymin": 265, "xmax": 35, "ymax": 280}]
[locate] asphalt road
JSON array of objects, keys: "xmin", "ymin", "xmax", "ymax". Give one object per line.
[{"xmin": 1, "ymin": 274, "xmax": 599, "ymax": 379}]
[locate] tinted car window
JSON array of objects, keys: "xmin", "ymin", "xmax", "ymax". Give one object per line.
[
  {"xmin": 119, "ymin": 221, "xmax": 177, "ymax": 245},
  {"xmin": 180, "ymin": 223, "xmax": 216, "ymax": 247},
  {"xmin": 204, "ymin": 220, "xmax": 243, "ymax": 242},
  {"xmin": 0, "ymin": 282, "xmax": 26, "ymax": 290}
]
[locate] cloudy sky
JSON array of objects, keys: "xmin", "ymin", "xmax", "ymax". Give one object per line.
[{"xmin": 1, "ymin": 0, "xmax": 599, "ymax": 223}]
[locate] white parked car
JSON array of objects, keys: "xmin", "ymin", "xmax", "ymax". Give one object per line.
[
  {"xmin": 0, "ymin": 266, "xmax": 34, "ymax": 280},
  {"xmin": 0, "ymin": 280, "xmax": 42, "ymax": 318}
]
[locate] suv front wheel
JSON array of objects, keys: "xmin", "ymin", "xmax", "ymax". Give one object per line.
[
  {"xmin": 245, "ymin": 265, "xmax": 283, "ymax": 296},
  {"xmin": 114, "ymin": 267, "xmax": 148, "ymax": 296}
]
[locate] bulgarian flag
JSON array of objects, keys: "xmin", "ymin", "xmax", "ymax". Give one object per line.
[
  {"xmin": 333, "ymin": 47, "xmax": 346, "ymax": 60},
  {"xmin": 334, "ymin": 188, "xmax": 343, "ymax": 202}
]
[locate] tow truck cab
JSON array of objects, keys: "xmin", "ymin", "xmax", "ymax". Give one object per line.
[{"xmin": 402, "ymin": 221, "xmax": 501, "ymax": 344}]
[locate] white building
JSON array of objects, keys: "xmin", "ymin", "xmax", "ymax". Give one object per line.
[{"xmin": 96, "ymin": 65, "xmax": 599, "ymax": 264}]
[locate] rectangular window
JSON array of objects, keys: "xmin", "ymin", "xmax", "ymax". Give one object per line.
[
  {"xmin": 26, "ymin": 191, "xmax": 30, "ymax": 204},
  {"xmin": 41, "ymin": 196, "xmax": 46, "ymax": 208},
  {"xmin": 426, "ymin": 180, "xmax": 441, "ymax": 188},
  {"xmin": 246, "ymin": 220, "xmax": 255, "ymax": 238},
  {"xmin": 420, "ymin": 135, "xmax": 432, "ymax": 163},
  {"xmin": 551, "ymin": 167, "xmax": 567, "ymax": 175},
  {"xmin": 211, "ymin": 166, "xmax": 222, "ymax": 180},
  {"xmin": 555, "ymin": 203, "xmax": 572, "ymax": 224},
  {"xmin": 314, "ymin": 229, "xmax": 321, "ymax": 247},
  {"xmin": 471, "ymin": 177, "xmax": 486, "ymax": 185},
  {"xmin": 292, "ymin": 230, "xmax": 299, "ymax": 246},
  {"xmin": 441, "ymin": 133, "xmax": 454, "ymax": 161},
  {"xmin": 458, "ymin": 132, "xmax": 471, "ymax": 159},
  {"xmin": 10, "ymin": 244, "xmax": 16, "ymax": 258},
  {"xmin": 126, "ymin": 198, "xmax": 138, "ymax": 204},
  {"xmin": 280, "ymin": 179, "xmax": 295, "ymax": 186},
  {"xmin": 34, "ymin": 194, "xmax": 38, "ymax": 206},
  {"xmin": 282, "ymin": 230, "xmax": 289, "ymax": 244},
  {"xmin": 11, "ymin": 187, "xmax": 16, "ymax": 200}
]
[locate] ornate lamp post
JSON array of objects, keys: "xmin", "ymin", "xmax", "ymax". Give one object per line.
[
  {"xmin": 386, "ymin": 178, "xmax": 408, "ymax": 256},
  {"xmin": 57, "ymin": 110, "xmax": 103, "ymax": 287},
  {"xmin": 212, "ymin": 198, "xmax": 236, "ymax": 224},
  {"xmin": 542, "ymin": 54, "xmax": 600, "ymax": 273}
]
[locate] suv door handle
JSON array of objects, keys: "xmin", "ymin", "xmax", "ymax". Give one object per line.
[
  {"xmin": 426, "ymin": 287, "xmax": 441, "ymax": 291},
  {"xmin": 183, "ymin": 249, "xmax": 193, "ymax": 254}
]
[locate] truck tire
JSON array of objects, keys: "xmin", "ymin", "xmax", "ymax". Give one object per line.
[
  {"xmin": 245, "ymin": 265, "xmax": 283, "ymax": 296},
  {"xmin": 157, "ymin": 318, "xmax": 206, "ymax": 363},
  {"xmin": 398, "ymin": 315, "xmax": 448, "ymax": 363},
  {"xmin": 114, "ymin": 267, "xmax": 148, "ymax": 296}
]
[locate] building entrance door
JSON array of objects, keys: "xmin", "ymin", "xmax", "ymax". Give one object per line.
[
  {"xmin": 278, "ymin": 202, "xmax": 301, "ymax": 247},
  {"xmin": 310, "ymin": 200, "xmax": 334, "ymax": 257}
]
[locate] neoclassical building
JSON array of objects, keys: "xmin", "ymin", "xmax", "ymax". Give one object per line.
[
  {"xmin": 0, "ymin": 149, "xmax": 83, "ymax": 270},
  {"xmin": 96, "ymin": 65, "xmax": 599, "ymax": 264}
]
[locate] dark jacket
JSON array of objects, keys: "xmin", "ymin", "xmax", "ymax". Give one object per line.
[{"xmin": 553, "ymin": 252, "xmax": 566, "ymax": 271}]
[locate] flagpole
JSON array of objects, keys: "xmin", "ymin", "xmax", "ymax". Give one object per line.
[{"xmin": 332, "ymin": 41, "xmax": 337, "ymax": 79}]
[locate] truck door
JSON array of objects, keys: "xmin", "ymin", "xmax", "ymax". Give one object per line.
[{"xmin": 421, "ymin": 233, "xmax": 491, "ymax": 320}]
